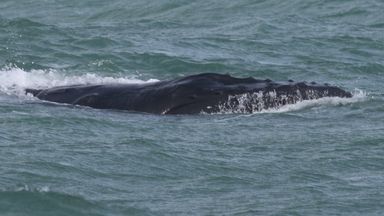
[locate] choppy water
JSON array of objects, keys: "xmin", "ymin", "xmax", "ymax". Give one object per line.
[{"xmin": 1, "ymin": 0, "xmax": 383, "ymax": 215}]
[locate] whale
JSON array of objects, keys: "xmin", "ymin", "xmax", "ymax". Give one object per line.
[{"xmin": 25, "ymin": 73, "xmax": 352, "ymax": 114}]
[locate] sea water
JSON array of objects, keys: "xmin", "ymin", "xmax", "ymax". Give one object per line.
[{"xmin": 0, "ymin": 0, "xmax": 383, "ymax": 215}]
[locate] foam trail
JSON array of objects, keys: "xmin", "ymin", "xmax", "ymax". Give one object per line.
[{"xmin": 0, "ymin": 66, "xmax": 158, "ymax": 97}]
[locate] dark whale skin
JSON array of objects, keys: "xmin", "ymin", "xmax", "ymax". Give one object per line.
[{"xmin": 25, "ymin": 73, "xmax": 352, "ymax": 114}]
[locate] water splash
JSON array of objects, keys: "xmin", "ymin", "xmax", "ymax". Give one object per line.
[
  {"xmin": 215, "ymin": 89, "xmax": 366, "ymax": 114},
  {"xmin": 0, "ymin": 66, "xmax": 158, "ymax": 97}
]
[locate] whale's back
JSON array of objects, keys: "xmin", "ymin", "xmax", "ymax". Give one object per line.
[{"xmin": 24, "ymin": 73, "xmax": 352, "ymax": 114}]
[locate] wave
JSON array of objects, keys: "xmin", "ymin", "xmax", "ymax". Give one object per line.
[
  {"xmin": 0, "ymin": 184, "xmax": 155, "ymax": 216},
  {"xmin": 0, "ymin": 184, "xmax": 107, "ymax": 216},
  {"xmin": 0, "ymin": 17, "xmax": 47, "ymax": 28}
]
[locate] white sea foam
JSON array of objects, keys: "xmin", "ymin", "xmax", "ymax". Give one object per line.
[
  {"xmin": 1, "ymin": 184, "xmax": 51, "ymax": 193},
  {"xmin": 0, "ymin": 66, "xmax": 158, "ymax": 97}
]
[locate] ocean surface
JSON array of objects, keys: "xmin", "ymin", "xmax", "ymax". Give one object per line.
[{"xmin": 1, "ymin": 0, "xmax": 383, "ymax": 215}]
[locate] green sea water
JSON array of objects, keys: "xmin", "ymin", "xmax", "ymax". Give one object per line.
[{"xmin": 0, "ymin": 0, "xmax": 383, "ymax": 215}]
